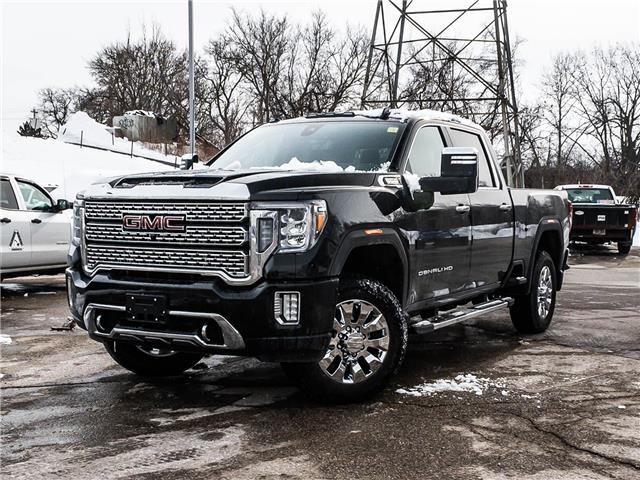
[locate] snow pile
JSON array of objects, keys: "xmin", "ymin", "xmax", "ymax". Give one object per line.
[
  {"xmin": 0, "ymin": 334, "xmax": 13, "ymax": 345},
  {"xmin": 396, "ymin": 374, "xmax": 501, "ymax": 397},
  {"xmin": 273, "ymin": 157, "xmax": 356, "ymax": 173},
  {"xmin": 2, "ymin": 128, "xmax": 174, "ymax": 201},
  {"xmin": 245, "ymin": 157, "xmax": 394, "ymax": 173},
  {"xmin": 124, "ymin": 110, "xmax": 158, "ymax": 117},
  {"xmin": 403, "ymin": 172, "xmax": 421, "ymax": 192},
  {"xmin": 56, "ymin": 112, "xmax": 175, "ymax": 163},
  {"xmin": 58, "ymin": 112, "xmax": 115, "ymax": 149}
]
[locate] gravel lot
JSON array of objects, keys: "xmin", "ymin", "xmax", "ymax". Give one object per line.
[{"xmin": 1, "ymin": 246, "xmax": 639, "ymax": 479}]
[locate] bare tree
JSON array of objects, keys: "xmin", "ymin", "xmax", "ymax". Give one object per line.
[
  {"xmin": 83, "ymin": 25, "xmax": 188, "ymax": 127},
  {"xmin": 37, "ymin": 87, "xmax": 79, "ymax": 138},
  {"xmin": 271, "ymin": 12, "xmax": 369, "ymax": 117},
  {"xmin": 540, "ymin": 53, "xmax": 585, "ymax": 166},
  {"xmin": 571, "ymin": 45, "xmax": 640, "ymax": 194},
  {"xmin": 202, "ymin": 40, "xmax": 250, "ymax": 147},
  {"xmin": 517, "ymin": 103, "xmax": 547, "ymax": 169},
  {"xmin": 223, "ymin": 9, "xmax": 289, "ymax": 124}
]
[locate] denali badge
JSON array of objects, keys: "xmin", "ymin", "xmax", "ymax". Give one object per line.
[
  {"xmin": 122, "ymin": 214, "xmax": 186, "ymax": 232},
  {"xmin": 418, "ymin": 266, "xmax": 454, "ymax": 276}
]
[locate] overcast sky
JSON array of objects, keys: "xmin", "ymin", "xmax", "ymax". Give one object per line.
[{"xmin": 1, "ymin": 0, "xmax": 639, "ymax": 129}]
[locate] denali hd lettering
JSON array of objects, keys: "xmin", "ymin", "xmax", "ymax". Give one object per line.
[
  {"xmin": 66, "ymin": 109, "xmax": 571, "ymax": 403},
  {"xmin": 418, "ymin": 266, "xmax": 454, "ymax": 276}
]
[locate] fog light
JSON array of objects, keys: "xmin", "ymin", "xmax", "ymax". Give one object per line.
[{"xmin": 274, "ymin": 291, "xmax": 300, "ymax": 325}]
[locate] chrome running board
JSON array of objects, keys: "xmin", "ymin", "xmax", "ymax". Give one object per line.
[
  {"xmin": 84, "ymin": 303, "xmax": 245, "ymax": 350},
  {"xmin": 411, "ymin": 297, "xmax": 514, "ymax": 334}
]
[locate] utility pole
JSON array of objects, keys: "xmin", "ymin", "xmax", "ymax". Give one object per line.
[{"xmin": 188, "ymin": 0, "xmax": 195, "ymax": 158}]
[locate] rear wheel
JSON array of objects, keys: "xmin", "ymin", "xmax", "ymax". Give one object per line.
[
  {"xmin": 618, "ymin": 242, "xmax": 631, "ymax": 255},
  {"xmin": 510, "ymin": 250, "xmax": 557, "ymax": 334},
  {"xmin": 282, "ymin": 277, "xmax": 408, "ymax": 403},
  {"xmin": 104, "ymin": 341, "xmax": 203, "ymax": 376}
]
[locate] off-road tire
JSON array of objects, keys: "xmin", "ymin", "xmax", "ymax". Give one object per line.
[
  {"xmin": 104, "ymin": 341, "xmax": 203, "ymax": 376},
  {"xmin": 282, "ymin": 277, "xmax": 408, "ymax": 403},
  {"xmin": 510, "ymin": 250, "xmax": 557, "ymax": 334},
  {"xmin": 618, "ymin": 242, "xmax": 631, "ymax": 255}
]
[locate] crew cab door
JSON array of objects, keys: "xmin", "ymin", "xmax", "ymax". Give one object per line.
[
  {"xmin": 399, "ymin": 124, "xmax": 472, "ymax": 304},
  {"xmin": 15, "ymin": 179, "xmax": 70, "ymax": 268},
  {"xmin": 1, "ymin": 177, "xmax": 32, "ymax": 270},
  {"xmin": 448, "ymin": 128, "xmax": 513, "ymax": 287}
]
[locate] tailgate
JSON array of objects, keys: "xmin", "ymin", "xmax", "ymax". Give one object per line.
[{"xmin": 572, "ymin": 205, "xmax": 636, "ymax": 228}]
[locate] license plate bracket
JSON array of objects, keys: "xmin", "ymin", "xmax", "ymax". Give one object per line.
[{"xmin": 125, "ymin": 294, "xmax": 168, "ymax": 324}]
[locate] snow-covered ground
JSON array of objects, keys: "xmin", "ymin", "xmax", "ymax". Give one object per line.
[
  {"xmin": 57, "ymin": 112, "xmax": 177, "ymax": 164},
  {"xmin": 396, "ymin": 374, "xmax": 502, "ymax": 397},
  {"xmin": 396, "ymin": 373, "xmax": 541, "ymax": 401},
  {"xmin": 2, "ymin": 112, "xmax": 179, "ymax": 200},
  {"xmin": 634, "ymin": 224, "xmax": 639, "ymax": 247}
]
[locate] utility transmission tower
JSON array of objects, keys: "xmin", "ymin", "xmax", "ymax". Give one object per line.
[{"xmin": 362, "ymin": 0, "xmax": 523, "ymax": 187}]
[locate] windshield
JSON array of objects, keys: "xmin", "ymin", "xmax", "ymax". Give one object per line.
[
  {"xmin": 210, "ymin": 121, "xmax": 406, "ymax": 172},
  {"xmin": 565, "ymin": 188, "xmax": 614, "ymax": 204}
]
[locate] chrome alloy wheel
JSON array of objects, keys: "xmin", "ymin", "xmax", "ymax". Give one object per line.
[
  {"xmin": 319, "ymin": 299, "xmax": 390, "ymax": 384},
  {"xmin": 536, "ymin": 265, "xmax": 553, "ymax": 320}
]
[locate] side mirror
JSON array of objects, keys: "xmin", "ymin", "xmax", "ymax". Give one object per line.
[
  {"xmin": 180, "ymin": 153, "xmax": 199, "ymax": 170},
  {"xmin": 419, "ymin": 147, "xmax": 478, "ymax": 195},
  {"xmin": 56, "ymin": 199, "xmax": 72, "ymax": 211}
]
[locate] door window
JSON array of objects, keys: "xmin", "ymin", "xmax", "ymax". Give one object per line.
[
  {"xmin": 405, "ymin": 126, "xmax": 446, "ymax": 177},
  {"xmin": 16, "ymin": 181, "xmax": 53, "ymax": 211},
  {"xmin": 1, "ymin": 179, "xmax": 19, "ymax": 210},
  {"xmin": 449, "ymin": 129, "xmax": 496, "ymax": 187}
]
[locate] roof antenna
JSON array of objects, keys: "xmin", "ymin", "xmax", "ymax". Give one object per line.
[{"xmin": 380, "ymin": 106, "xmax": 391, "ymax": 120}]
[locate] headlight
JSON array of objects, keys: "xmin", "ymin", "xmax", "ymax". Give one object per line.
[
  {"xmin": 251, "ymin": 200, "xmax": 327, "ymax": 253},
  {"xmin": 71, "ymin": 199, "xmax": 84, "ymax": 246}
]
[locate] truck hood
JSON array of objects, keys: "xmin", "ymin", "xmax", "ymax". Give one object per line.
[{"xmin": 80, "ymin": 168, "xmax": 385, "ymax": 201}]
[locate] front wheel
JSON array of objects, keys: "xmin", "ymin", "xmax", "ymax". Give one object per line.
[
  {"xmin": 282, "ymin": 277, "xmax": 408, "ymax": 403},
  {"xmin": 510, "ymin": 250, "xmax": 557, "ymax": 334},
  {"xmin": 104, "ymin": 341, "xmax": 204, "ymax": 376}
]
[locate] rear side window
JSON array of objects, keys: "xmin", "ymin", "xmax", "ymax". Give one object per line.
[
  {"xmin": 448, "ymin": 128, "xmax": 495, "ymax": 187},
  {"xmin": 406, "ymin": 126, "xmax": 446, "ymax": 177},
  {"xmin": 1, "ymin": 179, "xmax": 19, "ymax": 210}
]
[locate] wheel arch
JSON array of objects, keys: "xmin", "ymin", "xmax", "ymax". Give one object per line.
[
  {"xmin": 329, "ymin": 228, "xmax": 408, "ymax": 305},
  {"xmin": 529, "ymin": 220, "xmax": 564, "ymax": 291}
]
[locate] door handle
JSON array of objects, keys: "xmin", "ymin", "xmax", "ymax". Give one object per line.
[
  {"xmin": 31, "ymin": 218, "xmax": 42, "ymax": 224},
  {"xmin": 1, "ymin": 217, "xmax": 11, "ymax": 224},
  {"xmin": 499, "ymin": 203, "xmax": 512, "ymax": 212},
  {"xmin": 456, "ymin": 205, "xmax": 470, "ymax": 214}
]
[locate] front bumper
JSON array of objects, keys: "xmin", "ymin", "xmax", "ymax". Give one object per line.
[{"xmin": 66, "ymin": 267, "xmax": 337, "ymax": 362}]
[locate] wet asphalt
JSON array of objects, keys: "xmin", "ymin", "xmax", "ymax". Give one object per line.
[{"xmin": 1, "ymin": 246, "xmax": 639, "ymax": 479}]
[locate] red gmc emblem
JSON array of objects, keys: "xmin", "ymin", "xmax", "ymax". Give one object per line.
[{"xmin": 122, "ymin": 214, "xmax": 186, "ymax": 232}]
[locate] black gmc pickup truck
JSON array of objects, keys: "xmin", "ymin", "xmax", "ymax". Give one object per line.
[{"xmin": 67, "ymin": 109, "xmax": 570, "ymax": 402}]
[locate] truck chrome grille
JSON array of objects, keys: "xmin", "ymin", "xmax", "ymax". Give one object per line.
[
  {"xmin": 85, "ymin": 224, "xmax": 247, "ymax": 246},
  {"xmin": 83, "ymin": 200, "xmax": 249, "ymax": 280},
  {"xmin": 85, "ymin": 201, "xmax": 246, "ymax": 222},
  {"xmin": 85, "ymin": 246, "xmax": 247, "ymax": 277}
]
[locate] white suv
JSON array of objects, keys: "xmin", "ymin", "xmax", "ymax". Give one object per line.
[{"xmin": 1, "ymin": 175, "xmax": 71, "ymax": 278}]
